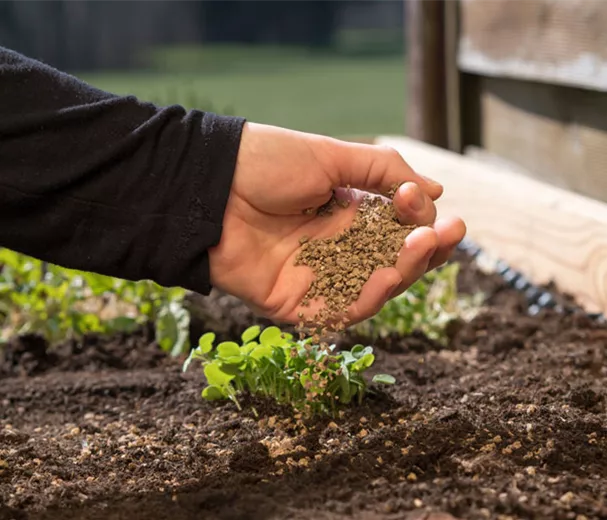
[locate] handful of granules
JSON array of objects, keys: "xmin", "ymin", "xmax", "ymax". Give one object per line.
[{"xmin": 294, "ymin": 185, "xmax": 417, "ymax": 338}]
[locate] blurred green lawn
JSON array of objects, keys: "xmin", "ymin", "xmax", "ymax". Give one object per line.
[{"xmin": 80, "ymin": 45, "xmax": 406, "ymax": 137}]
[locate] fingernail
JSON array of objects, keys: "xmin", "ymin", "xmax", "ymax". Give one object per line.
[
  {"xmin": 421, "ymin": 174, "xmax": 442, "ymax": 188},
  {"xmin": 398, "ymin": 183, "xmax": 424, "ymax": 212}
]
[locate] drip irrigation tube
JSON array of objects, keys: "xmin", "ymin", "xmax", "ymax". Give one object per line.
[{"xmin": 456, "ymin": 238, "xmax": 605, "ymax": 323}]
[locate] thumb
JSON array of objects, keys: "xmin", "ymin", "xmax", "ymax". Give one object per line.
[{"xmin": 326, "ymin": 139, "xmax": 443, "ymax": 200}]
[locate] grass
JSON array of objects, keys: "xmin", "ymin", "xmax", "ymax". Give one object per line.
[{"xmin": 78, "ymin": 44, "xmax": 406, "ymax": 137}]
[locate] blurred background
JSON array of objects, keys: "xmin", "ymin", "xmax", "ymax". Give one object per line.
[
  {"xmin": 2, "ymin": 0, "xmax": 607, "ymax": 347},
  {"xmin": 0, "ymin": 0, "xmax": 407, "ymax": 137}
]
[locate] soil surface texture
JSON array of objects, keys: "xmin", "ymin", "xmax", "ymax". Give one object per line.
[{"xmin": 1, "ymin": 256, "xmax": 607, "ymax": 520}]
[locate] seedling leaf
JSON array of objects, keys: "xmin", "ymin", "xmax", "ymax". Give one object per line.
[
  {"xmin": 202, "ymin": 385, "xmax": 226, "ymax": 401},
  {"xmin": 241, "ymin": 341, "xmax": 258, "ymax": 355},
  {"xmin": 351, "ymin": 344, "xmax": 365, "ymax": 358},
  {"xmin": 199, "ymin": 332, "xmax": 215, "ymax": 353},
  {"xmin": 352, "ymin": 353, "xmax": 375, "ymax": 372},
  {"xmin": 241, "ymin": 325, "xmax": 261, "ymax": 344},
  {"xmin": 217, "ymin": 341, "xmax": 241, "ymax": 359},
  {"xmin": 341, "ymin": 351, "xmax": 356, "ymax": 365},
  {"xmin": 372, "ymin": 374, "xmax": 396, "ymax": 385},
  {"xmin": 260, "ymin": 326, "xmax": 285, "ymax": 346},
  {"xmin": 251, "ymin": 344, "xmax": 274, "ymax": 361},
  {"xmin": 182, "ymin": 347, "xmax": 199, "ymax": 373},
  {"xmin": 341, "ymin": 363, "xmax": 350, "ymax": 382},
  {"xmin": 204, "ymin": 362, "xmax": 234, "ymax": 387}
]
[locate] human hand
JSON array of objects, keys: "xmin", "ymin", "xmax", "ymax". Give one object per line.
[{"xmin": 208, "ymin": 122, "xmax": 466, "ymax": 326}]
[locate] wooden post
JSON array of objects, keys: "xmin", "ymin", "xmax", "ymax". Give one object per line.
[
  {"xmin": 444, "ymin": 0, "xmax": 461, "ymax": 152},
  {"xmin": 406, "ymin": 0, "xmax": 448, "ymax": 148}
]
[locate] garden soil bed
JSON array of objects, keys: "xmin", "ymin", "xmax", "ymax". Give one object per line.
[{"xmin": 1, "ymin": 254, "xmax": 607, "ymax": 520}]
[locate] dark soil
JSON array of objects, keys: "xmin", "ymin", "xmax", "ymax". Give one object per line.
[
  {"xmin": 2, "ymin": 256, "xmax": 607, "ymax": 520},
  {"xmin": 186, "ymin": 289, "xmax": 275, "ymax": 344},
  {"xmin": 0, "ymin": 328, "xmax": 165, "ymax": 379}
]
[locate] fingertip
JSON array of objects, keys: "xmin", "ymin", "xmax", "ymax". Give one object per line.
[
  {"xmin": 423, "ymin": 177, "xmax": 444, "ymax": 200},
  {"xmin": 349, "ymin": 268, "xmax": 402, "ymax": 323},
  {"xmin": 403, "ymin": 225, "xmax": 439, "ymax": 253},
  {"xmin": 395, "ymin": 226, "xmax": 438, "ymax": 277},
  {"xmin": 394, "ymin": 182, "xmax": 437, "ymax": 226},
  {"xmin": 422, "ymin": 216, "xmax": 467, "ymax": 272},
  {"xmin": 396, "ymin": 182, "xmax": 423, "ymax": 207},
  {"xmin": 433, "ymin": 216, "xmax": 467, "ymax": 245},
  {"xmin": 434, "ymin": 215, "xmax": 466, "ymax": 230}
]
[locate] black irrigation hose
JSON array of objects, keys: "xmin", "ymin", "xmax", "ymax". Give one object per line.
[{"xmin": 455, "ymin": 238, "xmax": 606, "ymax": 323}]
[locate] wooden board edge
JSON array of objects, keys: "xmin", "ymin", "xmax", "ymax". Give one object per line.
[
  {"xmin": 375, "ymin": 135, "xmax": 607, "ymax": 315},
  {"xmin": 458, "ymin": 40, "xmax": 607, "ymax": 94}
]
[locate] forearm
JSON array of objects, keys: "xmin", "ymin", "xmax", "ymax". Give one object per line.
[{"xmin": 0, "ymin": 47, "xmax": 245, "ymax": 293}]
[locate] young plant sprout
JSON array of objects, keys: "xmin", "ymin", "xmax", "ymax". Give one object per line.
[
  {"xmin": 183, "ymin": 325, "xmax": 395, "ymax": 416},
  {"xmin": 354, "ymin": 263, "xmax": 482, "ymax": 344},
  {"xmin": 0, "ymin": 248, "xmax": 190, "ymax": 355}
]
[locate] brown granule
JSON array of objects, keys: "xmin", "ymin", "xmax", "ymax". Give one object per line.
[{"xmin": 295, "ymin": 185, "xmax": 417, "ymax": 339}]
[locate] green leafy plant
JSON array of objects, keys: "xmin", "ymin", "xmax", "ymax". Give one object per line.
[
  {"xmin": 79, "ymin": 272, "xmax": 190, "ymax": 357},
  {"xmin": 354, "ymin": 263, "xmax": 482, "ymax": 344},
  {"xmin": 183, "ymin": 325, "xmax": 395, "ymax": 416},
  {"xmin": 0, "ymin": 249, "xmax": 190, "ymax": 355}
]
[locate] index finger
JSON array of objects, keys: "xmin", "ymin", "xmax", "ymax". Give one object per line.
[{"xmin": 329, "ymin": 140, "xmax": 443, "ymax": 200}]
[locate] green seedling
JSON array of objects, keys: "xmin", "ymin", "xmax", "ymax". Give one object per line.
[
  {"xmin": 0, "ymin": 248, "xmax": 190, "ymax": 355},
  {"xmin": 355, "ymin": 262, "xmax": 482, "ymax": 344},
  {"xmin": 183, "ymin": 325, "xmax": 395, "ymax": 416},
  {"xmin": 80, "ymin": 272, "xmax": 190, "ymax": 357}
]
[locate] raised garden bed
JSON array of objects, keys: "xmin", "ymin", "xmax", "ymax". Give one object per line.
[{"xmin": 2, "ymin": 251, "xmax": 606, "ymax": 520}]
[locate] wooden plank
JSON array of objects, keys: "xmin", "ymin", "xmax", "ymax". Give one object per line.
[
  {"xmin": 478, "ymin": 76, "xmax": 607, "ymax": 203},
  {"xmin": 458, "ymin": 0, "xmax": 607, "ymax": 92},
  {"xmin": 405, "ymin": 0, "xmax": 448, "ymax": 147},
  {"xmin": 375, "ymin": 135, "xmax": 607, "ymax": 315}
]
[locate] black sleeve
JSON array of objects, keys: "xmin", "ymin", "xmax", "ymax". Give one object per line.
[{"xmin": 0, "ymin": 46, "xmax": 245, "ymax": 294}]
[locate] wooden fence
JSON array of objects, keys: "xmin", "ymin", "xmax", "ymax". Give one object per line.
[{"xmin": 402, "ymin": 0, "xmax": 607, "ymax": 314}]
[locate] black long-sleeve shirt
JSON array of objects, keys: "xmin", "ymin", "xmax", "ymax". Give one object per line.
[{"xmin": 0, "ymin": 47, "xmax": 245, "ymax": 294}]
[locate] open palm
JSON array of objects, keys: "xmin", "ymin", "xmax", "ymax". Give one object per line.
[{"xmin": 208, "ymin": 123, "xmax": 466, "ymax": 326}]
